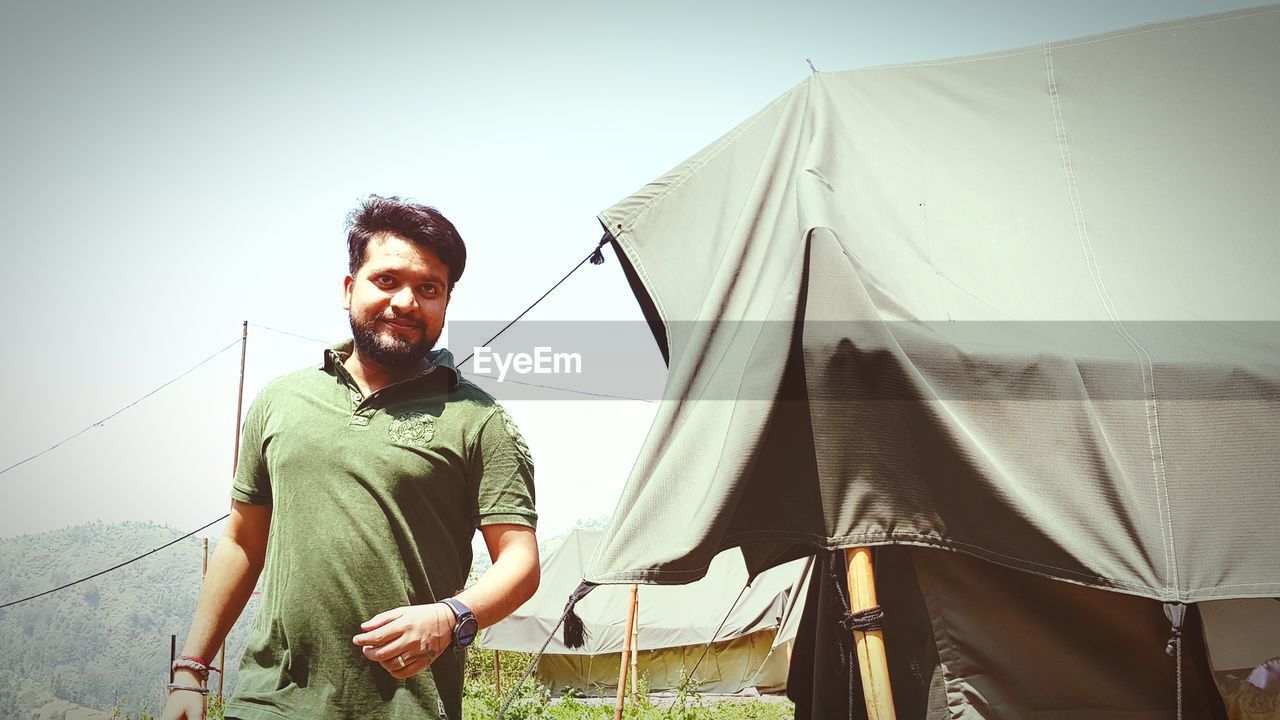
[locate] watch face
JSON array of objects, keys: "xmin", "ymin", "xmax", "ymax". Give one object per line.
[{"xmin": 457, "ymin": 617, "xmax": 479, "ymax": 647}]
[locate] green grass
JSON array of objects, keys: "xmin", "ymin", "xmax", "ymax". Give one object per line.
[
  {"xmin": 110, "ymin": 647, "xmax": 795, "ymax": 719},
  {"xmin": 462, "ymin": 647, "xmax": 793, "ymax": 720}
]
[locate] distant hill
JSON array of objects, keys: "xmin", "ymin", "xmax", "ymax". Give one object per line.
[
  {"xmin": 0, "ymin": 521, "xmax": 259, "ymax": 715},
  {"xmin": 0, "ymin": 516, "xmax": 615, "ymax": 716}
]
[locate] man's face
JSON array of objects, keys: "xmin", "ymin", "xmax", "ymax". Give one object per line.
[{"xmin": 343, "ymin": 233, "xmax": 451, "ymax": 369}]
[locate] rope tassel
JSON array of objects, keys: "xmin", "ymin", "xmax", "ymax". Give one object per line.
[{"xmin": 562, "ymin": 581, "xmax": 597, "ymax": 649}]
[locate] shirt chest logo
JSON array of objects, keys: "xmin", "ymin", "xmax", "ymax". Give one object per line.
[{"xmin": 388, "ymin": 411, "xmax": 436, "ymax": 446}]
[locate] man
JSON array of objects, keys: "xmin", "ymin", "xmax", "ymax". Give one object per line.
[{"xmin": 162, "ymin": 196, "xmax": 540, "ymax": 720}]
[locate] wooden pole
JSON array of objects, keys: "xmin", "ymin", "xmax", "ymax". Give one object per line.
[
  {"xmin": 219, "ymin": 320, "xmax": 249, "ymax": 704},
  {"xmin": 629, "ymin": 588, "xmax": 640, "ymax": 702},
  {"xmin": 169, "ymin": 634, "xmax": 177, "ymax": 683},
  {"xmin": 614, "ymin": 584, "xmax": 638, "ymax": 720},
  {"xmin": 844, "ymin": 547, "xmax": 896, "ymax": 720},
  {"xmin": 494, "ymin": 649, "xmax": 502, "ymax": 698}
]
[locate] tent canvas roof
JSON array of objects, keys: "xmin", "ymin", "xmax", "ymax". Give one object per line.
[{"xmin": 585, "ymin": 5, "xmax": 1280, "ymax": 602}]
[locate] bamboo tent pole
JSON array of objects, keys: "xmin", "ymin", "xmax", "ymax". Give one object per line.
[
  {"xmin": 844, "ymin": 547, "xmax": 896, "ymax": 720},
  {"xmin": 494, "ymin": 649, "xmax": 502, "ymax": 698},
  {"xmin": 218, "ymin": 320, "xmax": 249, "ymax": 705},
  {"xmin": 614, "ymin": 584, "xmax": 639, "ymax": 720},
  {"xmin": 629, "ymin": 587, "xmax": 639, "ymax": 702}
]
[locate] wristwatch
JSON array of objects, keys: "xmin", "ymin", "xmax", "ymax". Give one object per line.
[{"xmin": 440, "ymin": 597, "xmax": 478, "ymax": 648}]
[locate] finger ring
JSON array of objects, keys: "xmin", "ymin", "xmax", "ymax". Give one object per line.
[{"xmin": 396, "ymin": 655, "xmax": 407, "ymax": 669}]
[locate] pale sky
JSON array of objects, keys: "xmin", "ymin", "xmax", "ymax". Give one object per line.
[{"xmin": 0, "ymin": 0, "xmax": 1265, "ymax": 543}]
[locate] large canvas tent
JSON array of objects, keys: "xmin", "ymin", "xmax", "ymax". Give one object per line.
[
  {"xmin": 578, "ymin": 6, "xmax": 1280, "ymax": 718},
  {"xmin": 479, "ymin": 531, "xmax": 809, "ymax": 695}
]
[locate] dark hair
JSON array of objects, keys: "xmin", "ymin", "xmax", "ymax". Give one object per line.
[{"xmin": 346, "ymin": 195, "xmax": 467, "ymax": 289}]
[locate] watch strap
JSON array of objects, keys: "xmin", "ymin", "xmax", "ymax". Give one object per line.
[
  {"xmin": 441, "ymin": 597, "xmax": 472, "ymax": 621},
  {"xmin": 441, "ymin": 597, "xmax": 477, "ymax": 648}
]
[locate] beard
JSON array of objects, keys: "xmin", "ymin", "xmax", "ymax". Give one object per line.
[{"xmin": 349, "ymin": 313, "xmax": 439, "ymax": 369}]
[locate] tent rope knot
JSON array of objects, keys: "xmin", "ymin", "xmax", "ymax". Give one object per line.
[
  {"xmin": 838, "ymin": 605, "xmax": 885, "ymax": 632},
  {"xmin": 588, "ymin": 233, "xmax": 610, "ymax": 265},
  {"xmin": 1164, "ymin": 627, "xmax": 1181, "ymax": 657},
  {"xmin": 562, "ymin": 581, "xmax": 597, "ymax": 649},
  {"xmin": 826, "ymin": 550, "xmax": 884, "ymax": 631}
]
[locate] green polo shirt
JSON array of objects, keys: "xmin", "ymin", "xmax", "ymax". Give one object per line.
[{"xmin": 225, "ymin": 343, "xmax": 536, "ymax": 720}]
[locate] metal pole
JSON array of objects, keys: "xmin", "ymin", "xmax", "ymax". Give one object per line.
[
  {"xmin": 170, "ymin": 634, "xmax": 177, "ymax": 683},
  {"xmin": 844, "ymin": 547, "xmax": 896, "ymax": 720},
  {"xmin": 219, "ymin": 320, "xmax": 249, "ymax": 704},
  {"xmin": 231, "ymin": 320, "xmax": 248, "ymax": 473},
  {"xmin": 614, "ymin": 584, "xmax": 638, "ymax": 720}
]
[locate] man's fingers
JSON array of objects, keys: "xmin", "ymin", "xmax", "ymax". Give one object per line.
[
  {"xmin": 363, "ymin": 635, "xmax": 418, "ymax": 663},
  {"xmin": 386, "ymin": 649, "xmax": 437, "ymax": 680},
  {"xmin": 359, "ymin": 606, "xmax": 407, "ymax": 632},
  {"xmin": 353, "ymin": 616, "xmax": 408, "ymax": 646}
]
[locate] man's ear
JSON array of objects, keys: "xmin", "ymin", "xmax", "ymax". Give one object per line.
[{"xmin": 342, "ymin": 275, "xmax": 354, "ymax": 311}]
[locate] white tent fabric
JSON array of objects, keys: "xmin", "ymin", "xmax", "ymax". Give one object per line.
[{"xmin": 480, "ymin": 530, "xmax": 809, "ymax": 655}]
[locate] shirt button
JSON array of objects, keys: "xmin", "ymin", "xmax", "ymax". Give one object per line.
[{"xmin": 353, "ymin": 393, "xmax": 363, "ymax": 401}]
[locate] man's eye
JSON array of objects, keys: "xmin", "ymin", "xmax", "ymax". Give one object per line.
[
  {"xmin": 374, "ymin": 275, "xmax": 395, "ymax": 286},
  {"xmin": 419, "ymin": 284, "xmax": 440, "ymax": 296}
]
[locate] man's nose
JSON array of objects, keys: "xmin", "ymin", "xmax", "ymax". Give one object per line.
[{"xmin": 389, "ymin": 286, "xmax": 418, "ymax": 311}]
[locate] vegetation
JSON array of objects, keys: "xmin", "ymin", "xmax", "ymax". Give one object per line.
[
  {"xmin": 89, "ymin": 647, "xmax": 794, "ymax": 720},
  {"xmin": 461, "ymin": 648, "xmax": 793, "ymax": 720},
  {"xmin": 3, "ymin": 519, "xmax": 794, "ymax": 719},
  {"xmin": 0, "ymin": 521, "xmax": 257, "ymax": 717}
]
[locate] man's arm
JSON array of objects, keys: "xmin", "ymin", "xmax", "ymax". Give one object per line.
[
  {"xmin": 353, "ymin": 524, "xmax": 538, "ymax": 679},
  {"xmin": 457, "ymin": 523, "xmax": 540, "ymax": 625},
  {"xmin": 162, "ymin": 500, "xmax": 271, "ymax": 719}
]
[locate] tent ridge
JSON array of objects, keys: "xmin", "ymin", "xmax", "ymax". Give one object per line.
[
  {"xmin": 1042, "ymin": 4, "xmax": 1280, "ymax": 51},
  {"xmin": 857, "ymin": 5, "xmax": 1280, "ymax": 74}
]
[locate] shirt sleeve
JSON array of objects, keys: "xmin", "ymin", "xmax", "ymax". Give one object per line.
[
  {"xmin": 472, "ymin": 405, "xmax": 537, "ymax": 529},
  {"xmin": 230, "ymin": 394, "xmax": 272, "ymax": 505}
]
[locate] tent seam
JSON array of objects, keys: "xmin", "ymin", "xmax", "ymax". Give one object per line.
[
  {"xmin": 589, "ymin": 523, "xmax": 1276, "ymax": 600},
  {"xmin": 733, "ymin": 529, "xmax": 1157, "ymax": 591},
  {"xmin": 1043, "ymin": 40, "xmax": 1179, "ymax": 595}
]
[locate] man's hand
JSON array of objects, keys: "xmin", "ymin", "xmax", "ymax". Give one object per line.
[
  {"xmin": 159, "ymin": 670, "xmax": 206, "ymax": 720},
  {"xmin": 353, "ymin": 603, "xmax": 456, "ymax": 679}
]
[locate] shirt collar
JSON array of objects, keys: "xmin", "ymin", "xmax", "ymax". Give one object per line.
[{"xmin": 322, "ymin": 340, "xmax": 460, "ymax": 387}]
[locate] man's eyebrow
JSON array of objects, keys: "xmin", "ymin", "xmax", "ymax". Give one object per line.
[
  {"xmin": 366, "ymin": 265, "xmax": 447, "ymax": 284},
  {"xmin": 414, "ymin": 268, "xmax": 448, "ymax": 285}
]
